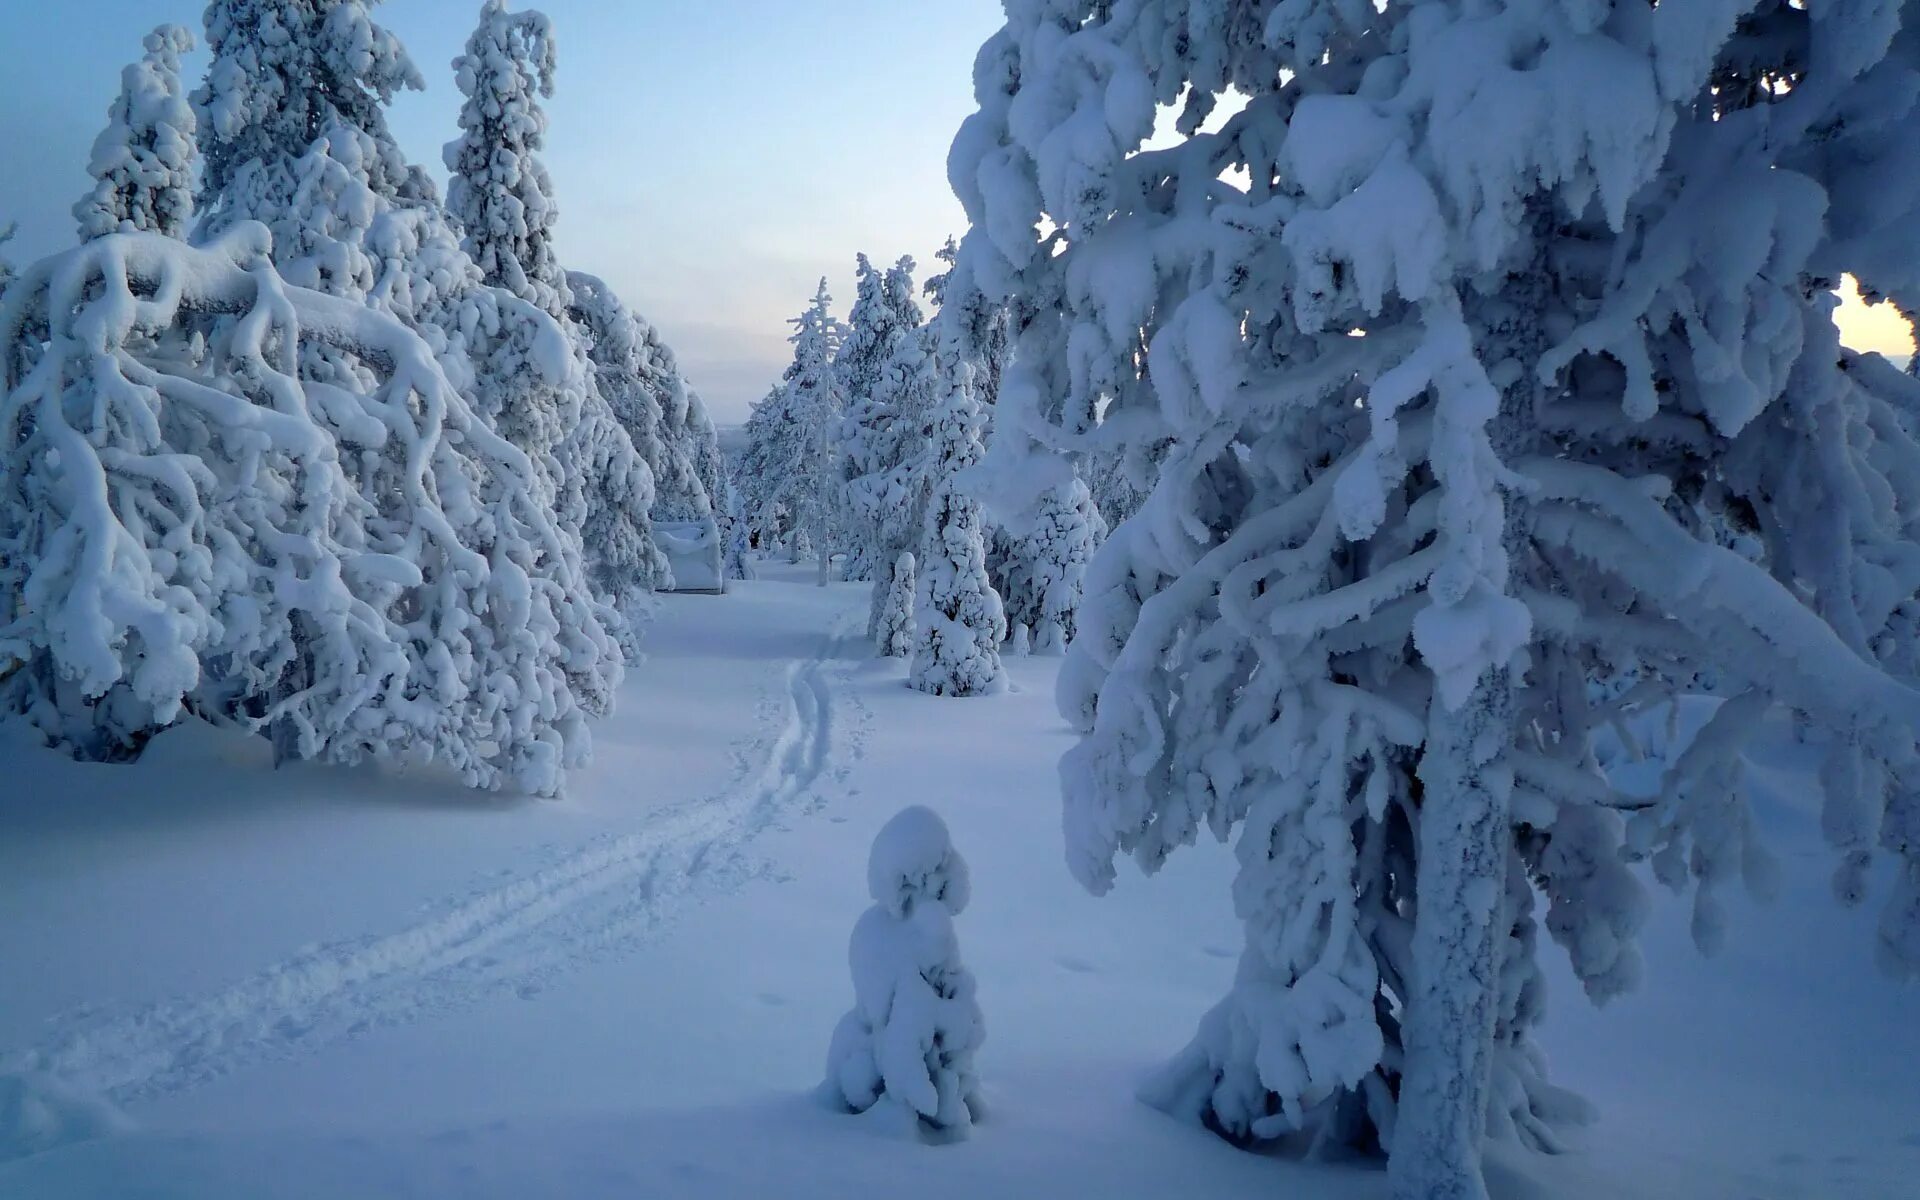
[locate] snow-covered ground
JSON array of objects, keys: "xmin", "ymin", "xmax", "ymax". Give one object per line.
[{"xmin": 1, "ymin": 562, "xmax": 1915, "ymax": 1199}]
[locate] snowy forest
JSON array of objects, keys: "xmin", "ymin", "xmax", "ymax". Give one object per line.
[{"xmin": 1, "ymin": 3, "xmax": 1917, "ymax": 1199}]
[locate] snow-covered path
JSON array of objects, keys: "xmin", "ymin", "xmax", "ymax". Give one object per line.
[
  {"xmin": 2, "ymin": 566, "xmax": 1916, "ymax": 1199},
  {"xmin": 2, "ymin": 573, "xmax": 869, "ymax": 1106}
]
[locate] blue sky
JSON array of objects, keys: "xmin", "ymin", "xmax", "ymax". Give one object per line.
[
  {"xmin": 1, "ymin": 1, "xmax": 1003, "ymax": 423},
  {"xmin": 3, "ymin": 2, "xmax": 1910, "ymax": 420}
]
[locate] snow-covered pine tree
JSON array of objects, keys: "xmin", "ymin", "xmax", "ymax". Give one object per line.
[
  {"xmin": 194, "ymin": 0, "xmax": 424, "ymax": 237},
  {"xmin": 848, "ymin": 326, "xmax": 944, "ymax": 651},
  {"xmin": 932, "ymin": 200, "xmax": 1092, "ymax": 654},
  {"xmin": 823, "ymin": 805, "xmax": 984, "ymax": 1142},
  {"xmin": 568, "ymin": 268, "xmax": 718, "ymax": 550},
  {"xmin": 836, "ymin": 254, "xmax": 893, "ymax": 409},
  {"xmin": 877, "ymin": 552, "xmax": 917, "ymax": 660},
  {"xmin": 736, "ymin": 384, "xmax": 794, "ymax": 551},
  {"xmin": 0, "ymin": 227, "xmax": 616, "ymax": 795},
  {"xmin": 772, "ymin": 279, "xmax": 848, "ymax": 584},
  {"xmin": 720, "ymin": 472, "xmax": 755, "ymax": 582},
  {"xmin": 836, "ymin": 254, "xmax": 926, "ymax": 582},
  {"xmin": 909, "ymin": 360, "xmax": 1004, "ymax": 697},
  {"xmin": 685, "ymin": 390, "xmax": 726, "ymax": 525},
  {"xmin": 441, "ymin": 8, "xmax": 667, "ymax": 624},
  {"xmin": 922, "ymin": 234, "xmax": 1007, "ymax": 411},
  {"xmin": 1015, "ymin": 474, "xmax": 1100, "ymax": 655},
  {"xmin": 567, "ymin": 270, "xmax": 673, "ymax": 595},
  {"xmin": 76, "ymin": 25, "xmax": 198, "ymax": 242},
  {"xmin": 952, "ymin": 4, "xmax": 1920, "ymax": 1198},
  {"xmin": 445, "ymin": 0, "xmax": 567, "ymax": 319}
]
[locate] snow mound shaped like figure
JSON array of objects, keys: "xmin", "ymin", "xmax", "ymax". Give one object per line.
[{"xmin": 823, "ymin": 805, "xmax": 984, "ymax": 1141}]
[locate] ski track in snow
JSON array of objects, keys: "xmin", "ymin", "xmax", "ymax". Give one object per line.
[{"xmin": 0, "ymin": 610, "xmax": 871, "ymax": 1111}]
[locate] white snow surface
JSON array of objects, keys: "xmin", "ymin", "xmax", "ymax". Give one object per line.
[{"xmin": 0, "ymin": 563, "xmax": 1914, "ymax": 1198}]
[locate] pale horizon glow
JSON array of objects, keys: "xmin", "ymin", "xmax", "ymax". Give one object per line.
[{"xmin": 3, "ymin": 4, "xmax": 1911, "ymax": 425}]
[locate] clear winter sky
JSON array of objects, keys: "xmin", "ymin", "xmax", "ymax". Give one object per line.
[{"xmin": 2, "ymin": 1, "xmax": 1912, "ymax": 422}]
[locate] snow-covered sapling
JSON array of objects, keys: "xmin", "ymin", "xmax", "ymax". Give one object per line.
[
  {"xmin": 876, "ymin": 552, "xmax": 916, "ymax": 658},
  {"xmin": 824, "ymin": 805, "xmax": 984, "ymax": 1142}
]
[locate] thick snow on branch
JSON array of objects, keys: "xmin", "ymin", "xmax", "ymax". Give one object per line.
[
  {"xmin": 952, "ymin": 0, "xmax": 1920, "ymax": 1187},
  {"xmin": 0, "ymin": 228, "xmax": 619, "ymax": 795}
]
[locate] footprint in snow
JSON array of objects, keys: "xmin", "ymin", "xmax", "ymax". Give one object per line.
[
  {"xmin": 757, "ymin": 992, "xmax": 787, "ymax": 1007},
  {"xmin": 1055, "ymin": 955, "xmax": 1098, "ymax": 975},
  {"xmin": 1899, "ymin": 1133, "xmax": 1920, "ymax": 1150},
  {"xmin": 1202, "ymin": 945, "xmax": 1236, "ymax": 959}
]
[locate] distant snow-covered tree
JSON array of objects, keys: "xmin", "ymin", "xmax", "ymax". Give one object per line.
[
  {"xmin": 910, "ymin": 363, "xmax": 1004, "ymax": 697},
  {"xmin": 838, "ymin": 255, "xmax": 927, "ymax": 582},
  {"xmin": 76, "ymin": 25, "xmax": 199, "ymax": 241},
  {"xmin": 736, "ymin": 384, "xmax": 792, "ymax": 550},
  {"xmin": 445, "ymin": 0, "xmax": 567, "ymax": 318},
  {"xmin": 849, "ymin": 326, "xmax": 943, "ymax": 651},
  {"xmin": 765, "ymin": 280, "xmax": 847, "ymax": 583},
  {"xmin": 952, "ymin": 3, "xmax": 1920, "ymax": 1198},
  {"xmin": 824, "ymin": 805, "xmax": 984, "ymax": 1142},
  {"xmin": 567, "ymin": 270, "xmax": 672, "ymax": 594},
  {"xmin": 720, "ymin": 473, "xmax": 755, "ymax": 582}
]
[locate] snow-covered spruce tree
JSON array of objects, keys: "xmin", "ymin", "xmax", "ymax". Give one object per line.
[
  {"xmin": 923, "ymin": 234, "xmax": 1008, "ymax": 412},
  {"xmin": 849, "ymin": 326, "xmax": 944, "ymax": 651},
  {"xmin": 777, "ymin": 280, "xmax": 849, "ymax": 583},
  {"xmin": 1016, "ymin": 473, "xmax": 1100, "ymax": 655},
  {"xmin": 567, "ymin": 270, "xmax": 673, "ymax": 593},
  {"xmin": 720, "ymin": 472, "xmax": 755, "ymax": 582},
  {"xmin": 76, "ymin": 25, "xmax": 198, "ymax": 242},
  {"xmin": 636, "ymin": 314, "xmax": 718, "ymax": 525},
  {"xmin": 736, "ymin": 384, "xmax": 794, "ymax": 550},
  {"xmin": 910, "ymin": 362, "xmax": 1005, "ymax": 697},
  {"xmin": 195, "ymin": 0, "xmax": 424, "ymax": 237},
  {"xmin": 823, "ymin": 805, "xmax": 984, "ymax": 1142},
  {"xmin": 951, "ymin": 4, "xmax": 1920, "ymax": 1197},
  {"xmin": 687, "ymin": 391, "xmax": 726, "ymax": 517},
  {"xmin": 0, "ymin": 227, "xmax": 618, "ymax": 794},
  {"xmin": 838, "ymin": 255, "xmax": 927, "ymax": 582},
  {"xmin": 442, "ymin": 7, "xmax": 664, "ymax": 629},
  {"xmin": 445, "ymin": 0, "xmax": 567, "ymax": 319},
  {"xmin": 876, "ymin": 552, "xmax": 918, "ymax": 660},
  {"xmin": 567, "ymin": 267, "xmax": 722, "ymax": 588}
]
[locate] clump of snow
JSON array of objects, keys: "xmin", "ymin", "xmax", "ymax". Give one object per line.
[
  {"xmin": 0, "ymin": 1071, "xmax": 132, "ymax": 1163},
  {"xmin": 823, "ymin": 805, "xmax": 984, "ymax": 1141}
]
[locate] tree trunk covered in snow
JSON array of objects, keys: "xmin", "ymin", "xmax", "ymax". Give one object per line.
[{"xmin": 1393, "ymin": 664, "xmax": 1512, "ymax": 1200}]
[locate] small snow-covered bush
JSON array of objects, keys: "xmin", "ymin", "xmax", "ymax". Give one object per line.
[
  {"xmin": 824, "ymin": 805, "xmax": 984, "ymax": 1142},
  {"xmin": 876, "ymin": 552, "xmax": 916, "ymax": 659}
]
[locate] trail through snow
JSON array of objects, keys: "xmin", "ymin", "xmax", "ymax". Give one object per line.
[{"xmin": 1, "ymin": 591, "xmax": 869, "ymax": 1111}]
